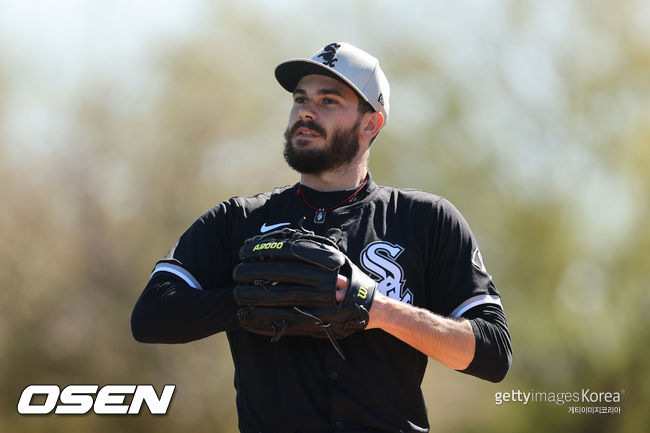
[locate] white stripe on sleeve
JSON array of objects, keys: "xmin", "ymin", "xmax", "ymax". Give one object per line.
[
  {"xmin": 450, "ymin": 294, "xmax": 502, "ymax": 317},
  {"xmin": 150, "ymin": 263, "xmax": 204, "ymax": 291}
]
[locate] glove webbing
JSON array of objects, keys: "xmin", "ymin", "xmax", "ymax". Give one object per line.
[{"xmin": 293, "ymin": 307, "xmax": 347, "ymax": 360}]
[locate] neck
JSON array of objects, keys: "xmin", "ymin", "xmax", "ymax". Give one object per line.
[
  {"xmin": 299, "ymin": 151, "xmax": 369, "ymax": 192},
  {"xmin": 300, "ymin": 164, "xmax": 367, "ymax": 191}
]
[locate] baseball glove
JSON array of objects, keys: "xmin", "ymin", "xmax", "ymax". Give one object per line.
[{"xmin": 232, "ymin": 227, "xmax": 377, "ymax": 359}]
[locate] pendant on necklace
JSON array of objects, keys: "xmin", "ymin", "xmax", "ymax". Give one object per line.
[{"xmin": 314, "ymin": 208, "xmax": 326, "ymax": 224}]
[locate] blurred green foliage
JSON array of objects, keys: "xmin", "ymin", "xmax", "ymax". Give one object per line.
[{"xmin": 1, "ymin": 2, "xmax": 648, "ymax": 432}]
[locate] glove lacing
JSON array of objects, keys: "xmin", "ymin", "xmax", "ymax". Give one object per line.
[{"xmin": 292, "ymin": 307, "xmax": 347, "ymax": 360}]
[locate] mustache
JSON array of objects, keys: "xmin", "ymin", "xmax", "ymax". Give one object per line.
[{"xmin": 287, "ymin": 120, "xmax": 327, "ymax": 139}]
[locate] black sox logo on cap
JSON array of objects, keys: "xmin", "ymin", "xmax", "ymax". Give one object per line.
[{"xmin": 317, "ymin": 43, "xmax": 341, "ymax": 67}]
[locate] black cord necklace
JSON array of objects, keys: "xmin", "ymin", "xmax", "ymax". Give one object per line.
[{"xmin": 297, "ymin": 177, "xmax": 369, "ymax": 224}]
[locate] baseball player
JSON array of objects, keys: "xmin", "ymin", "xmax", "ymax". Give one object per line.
[{"xmin": 132, "ymin": 42, "xmax": 512, "ymax": 433}]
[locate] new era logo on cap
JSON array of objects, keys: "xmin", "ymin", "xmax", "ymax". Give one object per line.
[{"xmin": 275, "ymin": 42, "xmax": 390, "ymax": 122}]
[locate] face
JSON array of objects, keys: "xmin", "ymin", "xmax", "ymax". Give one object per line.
[{"xmin": 283, "ymin": 74, "xmax": 365, "ymax": 174}]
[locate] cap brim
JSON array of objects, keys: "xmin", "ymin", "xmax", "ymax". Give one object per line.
[{"xmin": 274, "ymin": 59, "xmax": 371, "ymax": 107}]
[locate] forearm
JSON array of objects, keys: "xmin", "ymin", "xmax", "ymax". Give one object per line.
[
  {"xmin": 131, "ymin": 273, "xmax": 239, "ymax": 343},
  {"xmin": 459, "ymin": 304, "xmax": 512, "ymax": 382},
  {"xmin": 367, "ymin": 292, "xmax": 476, "ymax": 370}
]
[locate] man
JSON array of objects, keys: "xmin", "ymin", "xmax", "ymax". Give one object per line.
[{"xmin": 131, "ymin": 42, "xmax": 512, "ymax": 433}]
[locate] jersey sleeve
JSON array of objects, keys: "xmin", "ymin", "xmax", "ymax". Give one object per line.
[
  {"xmin": 131, "ymin": 198, "xmax": 242, "ymax": 343},
  {"xmin": 152, "ymin": 199, "xmax": 238, "ymax": 292},
  {"xmin": 427, "ymin": 198, "xmax": 502, "ymax": 317},
  {"xmin": 460, "ymin": 303, "xmax": 512, "ymax": 382}
]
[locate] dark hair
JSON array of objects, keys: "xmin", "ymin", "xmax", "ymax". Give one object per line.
[
  {"xmin": 357, "ymin": 96, "xmax": 375, "ymax": 115},
  {"xmin": 356, "ymin": 94, "xmax": 380, "ymax": 145}
]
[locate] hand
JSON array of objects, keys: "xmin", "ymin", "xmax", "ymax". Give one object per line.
[
  {"xmin": 336, "ymin": 275, "xmax": 349, "ymax": 303},
  {"xmin": 232, "ymin": 227, "xmax": 377, "ymax": 352},
  {"xmin": 338, "ymin": 274, "xmax": 387, "ymax": 329}
]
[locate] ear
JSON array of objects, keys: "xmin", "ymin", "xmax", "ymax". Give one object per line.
[{"xmin": 359, "ymin": 112, "xmax": 384, "ymax": 143}]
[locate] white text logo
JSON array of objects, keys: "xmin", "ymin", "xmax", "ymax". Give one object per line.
[
  {"xmin": 360, "ymin": 241, "xmax": 413, "ymax": 304},
  {"xmin": 17, "ymin": 384, "xmax": 175, "ymax": 415}
]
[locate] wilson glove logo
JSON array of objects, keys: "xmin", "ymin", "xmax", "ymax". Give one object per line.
[
  {"xmin": 17, "ymin": 384, "xmax": 175, "ymax": 415},
  {"xmin": 252, "ymin": 241, "xmax": 284, "ymax": 252}
]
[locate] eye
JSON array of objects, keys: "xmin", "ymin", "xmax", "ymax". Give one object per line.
[
  {"xmin": 323, "ymin": 98, "xmax": 338, "ymax": 105},
  {"xmin": 293, "ymin": 95, "xmax": 307, "ymax": 103}
]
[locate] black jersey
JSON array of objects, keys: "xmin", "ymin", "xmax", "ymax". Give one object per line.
[{"xmin": 133, "ymin": 175, "xmax": 507, "ymax": 433}]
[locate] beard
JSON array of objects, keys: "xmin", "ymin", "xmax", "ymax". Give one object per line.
[{"xmin": 283, "ymin": 119, "xmax": 361, "ymax": 174}]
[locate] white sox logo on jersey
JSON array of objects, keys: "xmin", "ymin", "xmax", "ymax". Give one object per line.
[{"xmin": 360, "ymin": 241, "xmax": 414, "ymax": 305}]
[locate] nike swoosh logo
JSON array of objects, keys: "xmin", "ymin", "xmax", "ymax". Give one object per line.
[{"xmin": 260, "ymin": 222, "xmax": 291, "ymax": 233}]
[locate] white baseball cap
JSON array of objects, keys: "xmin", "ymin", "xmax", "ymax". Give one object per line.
[{"xmin": 275, "ymin": 42, "xmax": 390, "ymax": 121}]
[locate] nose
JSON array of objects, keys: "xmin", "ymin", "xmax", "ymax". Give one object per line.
[{"xmin": 298, "ymin": 101, "xmax": 316, "ymax": 121}]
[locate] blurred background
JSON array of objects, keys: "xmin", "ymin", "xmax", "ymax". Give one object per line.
[{"xmin": 1, "ymin": 0, "xmax": 648, "ymax": 431}]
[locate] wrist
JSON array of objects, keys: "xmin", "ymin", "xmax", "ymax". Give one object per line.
[{"xmin": 367, "ymin": 291, "xmax": 388, "ymax": 329}]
